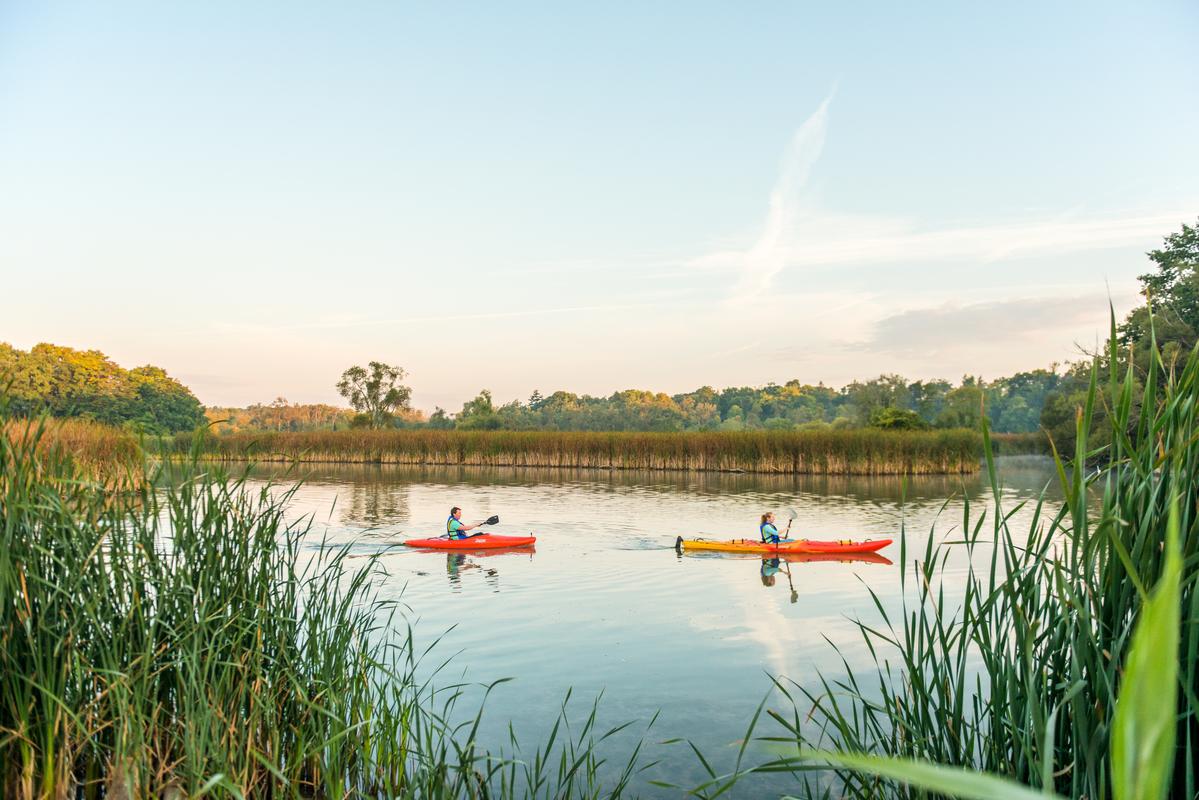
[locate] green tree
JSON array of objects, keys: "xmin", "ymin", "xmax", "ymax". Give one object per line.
[
  {"xmin": 457, "ymin": 389, "xmax": 501, "ymax": 429},
  {"xmin": 935, "ymin": 377, "xmax": 984, "ymax": 429},
  {"xmin": 335, "ymin": 362, "xmax": 412, "ymax": 429},
  {"xmin": 428, "ymin": 407, "xmax": 453, "ymax": 429},
  {"xmin": 127, "ymin": 365, "xmax": 205, "ymax": 434},
  {"xmin": 1121, "ymin": 218, "xmax": 1199, "ymax": 349},
  {"xmin": 869, "ymin": 407, "xmax": 929, "ymax": 430}
]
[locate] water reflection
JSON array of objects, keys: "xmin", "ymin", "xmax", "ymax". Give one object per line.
[
  {"xmin": 445, "ymin": 553, "xmax": 501, "ymax": 591},
  {"xmin": 759, "ymin": 557, "xmax": 798, "ymax": 603},
  {"xmin": 343, "ymin": 481, "xmax": 411, "ymax": 526}
]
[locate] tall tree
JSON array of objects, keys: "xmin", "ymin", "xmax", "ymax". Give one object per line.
[
  {"xmin": 335, "ymin": 362, "xmax": 412, "ymax": 429},
  {"xmin": 1120, "ymin": 218, "xmax": 1199, "ymax": 350}
]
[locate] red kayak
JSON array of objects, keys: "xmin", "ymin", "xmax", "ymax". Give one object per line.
[{"xmin": 403, "ymin": 534, "xmax": 537, "ymax": 550}]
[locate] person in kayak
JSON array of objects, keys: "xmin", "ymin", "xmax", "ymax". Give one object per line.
[
  {"xmin": 446, "ymin": 506, "xmax": 482, "ymax": 539},
  {"xmin": 759, "ymin": 512, "xmax": 792, "ymax": 544}
]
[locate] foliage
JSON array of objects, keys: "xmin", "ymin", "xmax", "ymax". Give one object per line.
[
  {"xmin": 1120, "ymin": 217, "xmax": 1199, "ymax": 350},
  {"xmin": 868, "ymin": 407, "xmax": 929, "ymax": 430},
  {"xmin": 335, "ymin": 361, "xmax": 413, "ymax": 429},
  {"xmin": 0, "ymin": 342, "xmax": 203, "ymax": 434}
]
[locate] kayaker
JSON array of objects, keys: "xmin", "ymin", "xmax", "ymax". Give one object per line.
[
  {"xmin": 759, "ymin": 512, "xmax": 789, "ymax": 544},
  {"xmin": 446, "ymin": 506, "xmax": 481, "ymax": 539}
]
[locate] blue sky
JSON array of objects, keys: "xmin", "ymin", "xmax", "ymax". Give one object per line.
[{"xmin": 2, "ymin": 1, "xmax": 1196, "ymax": 411}]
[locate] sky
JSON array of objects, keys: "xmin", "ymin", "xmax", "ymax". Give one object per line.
[{"xmin": 1, "ymin": 1, "xmax": 1197, "ymax": 412}]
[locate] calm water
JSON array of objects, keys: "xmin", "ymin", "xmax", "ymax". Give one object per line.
[{"xmin": 243, "ymin": 457, "xmax": 1062, "ymax": 796}]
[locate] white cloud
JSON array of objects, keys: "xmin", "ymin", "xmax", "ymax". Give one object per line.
[
  {"xmin": 689, "ymin": 96, "xmax": 1195, "ymax": 289},
  {"xmin": 848, "ymin": 294, "xmax": 1126, "ymax": 357}
]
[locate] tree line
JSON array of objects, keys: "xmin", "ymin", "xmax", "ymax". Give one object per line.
[{"xmin": 0, "ymin": 343, "xmax": 204, "ymax": 434}]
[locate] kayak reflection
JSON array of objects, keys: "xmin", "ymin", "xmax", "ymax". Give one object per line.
[
  {"xmin": 757, "ymin": 551, "xmax": 893, "ymax": 603},
  {"xmin": 441, "ymin": 547, "xmax": 536, "ymax": 592},
  {"xmin": 760, "ymin": 557, "xmax": 798, "ymax": 604}
]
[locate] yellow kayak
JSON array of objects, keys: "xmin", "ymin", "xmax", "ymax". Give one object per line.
[{"xmin": 676, "ymin": 537, "xmax": 892, "ymax": 555}]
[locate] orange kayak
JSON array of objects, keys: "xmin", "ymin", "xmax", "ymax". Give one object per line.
[
  {"xmin": 403, "ymin": 534, "xmax": 536, "ymax": 550},
  {"xmin": 676, "ymin": 537, "xmax": 891, "ymax": 555}
]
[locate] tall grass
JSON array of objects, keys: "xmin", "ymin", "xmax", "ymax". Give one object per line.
[
  {"xmin": 733, "ymin": 318, "xmax": 1199, "ymax": 797},
  {"xmin": 171, "ymin": 428, "xmax": 983, "ymax": 475},
  {"xmin": 2, "ymin": 417, "xmax": 143, "ymax": 489},
  {"xmin": 0, "ymin": 415, "xmax": 653, "ymax": 798}
]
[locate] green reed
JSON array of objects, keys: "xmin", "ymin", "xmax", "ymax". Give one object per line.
[
  {"xmin": 711, "ymin": 316, "xmax": 1199, "ymax": 797},
  {"xmin": 171, "ymin": 428, "xmax": 982, "ymax": 475},
  {"xmin": 0, "ymin": 412, "xmax": 653, "ymax": 798}
]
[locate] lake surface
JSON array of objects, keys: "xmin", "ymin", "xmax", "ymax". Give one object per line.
[{"xmin": 242, "ymin": 457, "xmax": 1062, "ymax": 797}]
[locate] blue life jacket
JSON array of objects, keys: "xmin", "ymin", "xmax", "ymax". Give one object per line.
[
  {"xmin": 760, "ymin": 522, "xmax": 780, "ymax": 544},
  {"xmin": 447, "ymin": 516, "xmax": 466, "ymax": 539}
]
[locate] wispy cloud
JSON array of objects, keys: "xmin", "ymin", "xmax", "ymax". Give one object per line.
[
  {"xmin": 847, "ymin": 294, "xmax": 1119, "ymax": 357},
  {"xmin": 697, "ymin": 206, "xmax": 1196, "ymax": 277},
  {"xmin": 690, "ymin": 95, "xmax": 1194, "ymax": 291},
  {"xmin": 723, "ymin": 91, "xmax": 833, "ymax": 305}
]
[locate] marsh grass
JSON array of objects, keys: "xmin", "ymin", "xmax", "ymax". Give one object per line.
[
  {"xmin": 171, "ymin": 428, "xmax": 983, "ymax": 475},
  {"xmin": 2, "ymin": 416, "xmax": 143, "ymax": 490},
  {"xmin": 0, "ymin": 412, "xmax": 655, "ymax": 798},
  {"xmin": 690, "ymin": 315, "xmax": 1199, "ymax": 798}
]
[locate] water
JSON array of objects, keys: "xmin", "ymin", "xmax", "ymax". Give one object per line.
[{"xmin": 242, "ymin": 457, "xmax": 1062, "ymax": 796}]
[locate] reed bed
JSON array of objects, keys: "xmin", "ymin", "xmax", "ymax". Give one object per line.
[
  {"xmin": 172, "ymin": 428, "xmax": 983, "ymax": 475},
  {"xmin": 702, "ymin": 325, "xmax": 1199, "ymax": 797},
  {"xmin": 0, "ymin": 415, "xmax": 653, "ymax": 798},
  {"xmin": 1, "ymin": 416, "xmax": 143, "ymax": 490}
]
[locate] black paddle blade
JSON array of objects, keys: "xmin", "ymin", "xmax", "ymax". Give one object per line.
[{"xmin": 484, "ymin": 515, "xmax": 500, "ymax": 526}]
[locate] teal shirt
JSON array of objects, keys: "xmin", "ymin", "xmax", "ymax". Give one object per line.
[{"xmin": 447, "ymin": 517, "xmax": 466, "ymax": 538}]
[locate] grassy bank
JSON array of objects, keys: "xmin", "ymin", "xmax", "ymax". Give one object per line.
[
  {"xmin": 170, "ymin": 428, "xmax": 985, "ymax": 474},
  {"xmin": 729, "ymin": 328, "xmax": 1199, "ymax": 797},
  {"xmin": 0, "ymin": 417, "xmax": 651, "ymax": 798}
]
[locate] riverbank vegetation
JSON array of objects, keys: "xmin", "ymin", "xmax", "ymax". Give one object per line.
[
  {"xmin": 0, "ymin": 411, "xmax": 652, "ymax": 799},
  {"xmin": 723, "ymin": 314, "xmax": 1199, "ymax": 797},
  {"xmin": 173, "ymin": 427, "xmax": 986, "ymax": 474}
]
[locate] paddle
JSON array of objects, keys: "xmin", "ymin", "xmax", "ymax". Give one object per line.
[
  {"xmin": 783, "ymin": 559, "xmax": 798, "ymax": 603},
  {"xmin": 465, "ymin": 515, "xmax": 501, "ymax": 538},
  {"xmin": 783, "ymin": 507, "xmax": 798, "ymax": 539}
]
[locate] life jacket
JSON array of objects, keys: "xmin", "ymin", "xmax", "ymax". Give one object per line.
[
  {"xmin": 760, "ymin": 522, "xmax": 780, "ymax": 543},
  {"xmin": 447, "ymin": 516, "xmax": 465, "ymax": 538}
]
